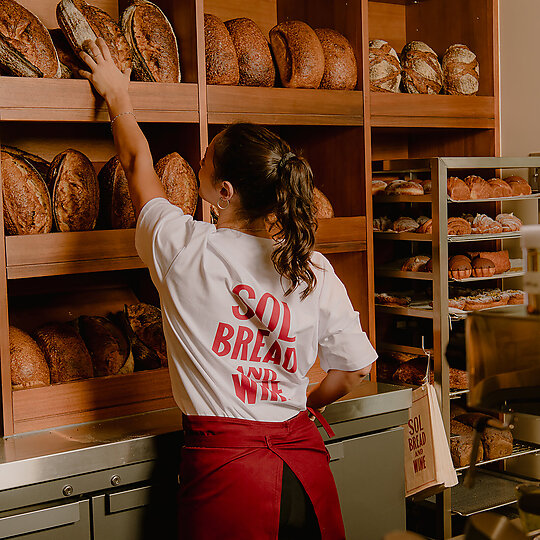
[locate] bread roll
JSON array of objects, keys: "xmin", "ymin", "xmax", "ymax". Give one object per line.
[
  {"xmin": 155, "ymin": 152, "xmax": 198, "ymax": 216},
  {"xmin": 369, "ymin": 39, "xmax": 400, "ymax": 93},
  {"xmin": 0, "ymin": 0, "xmax": 61, "ymax": 78},
  {"xmin": 487, "ymin": 178, "xmax": 512, "ymax": 198},
  {"xmin": 467, "ymin": 250, "xmax": 511, "ymax": 275},
  {"xmin": 57, "ymin": 0, "xmax": 132, "ymax": 73},
  {"xmin": 385, "ymin": 180, "xmax": 424, "ymax": 196},
  {"xmin": 314, "ymin": 28, "xmax": 357, "ymax": 90},
  {"xmin": 313, "ymin": 187, "xmax": 334, "ymax": 218},
  {"xmin": 34, "ymin": 322, "xmax": 94, "ymax": 383},
  {"xmin": 1, "ymin": 150, "xmax": 53, "ymax": 235},
  {"xmin": 126, "ymin": 303, "xmax": 167, "ymax": 368},
  {"xmin": 463, "ymin": 175, "xmax": 492, "ymax": 199},
  {"xmin": 122, "ymin": 0, "xmax": 181, "ymax": 82},
  {"xmin": 447, "ymin": 217, "xmax": 472, "ymax": 235},
  {"xmin": 447, "ymin": 177, "xmax": 471, "ymax": 200},
  {"xmin": 400, "ymin": 41, "xmax": 442, "ymax": 94},
  {"xmin": 376, "ymin": 358, "xmax": 400, "ymax": 381},
  {"xmin": 269, "ymin": 20, "xmax": 324, "ymax": 89},
  {"xmin": 442, "ymin": 44, "xmax": 479, "ymax": 95},
  {"xmin": 10, "ymin": 326, "xmax": 50, "ymax": 389},
  {"xmin": 47, "ymin": 149, "xmax": 99, "ymax": 232},
  {"xmin": 204, "ymin": 13, "xmax": 239, "ymax": 85},
  {"xmin": 225, "ymin": 18, "xmax": 275, "ymax": 87}
]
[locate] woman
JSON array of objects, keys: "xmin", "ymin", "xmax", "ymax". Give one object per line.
[{"xmin": 80, "ymin": 38, "xmax": 376, "ymax": 540}]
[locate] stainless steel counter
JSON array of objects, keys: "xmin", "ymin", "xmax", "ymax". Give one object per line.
[{"xmin": 0, "ymin": 381, "xmax": 411, "ymax": 492}]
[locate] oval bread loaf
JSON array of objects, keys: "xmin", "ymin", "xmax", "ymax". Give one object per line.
[
  {"xmin": 224, "ymin": 18, "xmax": 275, "ymax": 87},
  {"xmin": 10, "ymin": 326, "xmax": 50, "ymax": 389},
  {"xmin": 269, "ymin": 20, "xmax": 324, "ymax": 89},
  {"xmin": 442, "ymin": 44, "xmax": 479, "ymax": 96},
  {"xmin": 2, "ymin": 145, "xmax": 50, "ymax": 180},
  {"xmin": 314, "ymin": 187, "xmax": 334, "ymax": 218},
  {"xmin": 204, "ymin": 13, "xmax": 239, "ymax": 85},
  {"xmin": 369, "ymin": 39, "xmax": 400, "ymax": 93},
  {"xmin": 314, "ymin": 28, "xmax": 357, "ymax": 90},
  {"xmin": 1, "ymin": 150, "xmax": 53, "ymax": 235},
  {"xmin": 0, "ymin": 0, "xmax": 61, "ymax": 78},
  {"xmin": 400, "ymin": 41, "xmax": 442, "ymax": 94},
  {"xmin": 47, "ymin": 149, "xmax": 99, "ymax": 232},
  {"xmin": 121, "ymin": 0, "xmax": 180, "ymax": 82}
]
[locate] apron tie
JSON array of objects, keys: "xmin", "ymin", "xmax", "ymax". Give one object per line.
[{"xmin": 307, "ymin": 407, "xmax": 335, "ymax": 438}]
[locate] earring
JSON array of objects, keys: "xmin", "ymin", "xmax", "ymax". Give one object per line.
[{"xmin": 217, "ymin": 197, "xmax": 230, "ymax": 210}]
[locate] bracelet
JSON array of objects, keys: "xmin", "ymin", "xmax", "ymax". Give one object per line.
[{"xmin": 110, "ymin": 111, "xmax": 135, "ymax": 131}]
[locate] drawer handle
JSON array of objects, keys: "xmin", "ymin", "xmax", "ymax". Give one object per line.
[
  {"xmin": 0, "ymin": 501, "xmax": 81, "ymax": 538},
  {"xmin": 327, "ymin": 442, "xmax": 345, "ymax": 462}
]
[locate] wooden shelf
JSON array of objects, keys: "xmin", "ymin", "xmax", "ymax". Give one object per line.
[
  {"xmin": 207, "ymin": 86, "xmax": 364, "ymax": 126},
  {"xmin": 374, "ymin": 231, "xmax": 432, "ymax": 241},
  {"xmin": 314, "ymin": 217, "xmax": 367, "ymax": 253},
  {"xmin": 448, "ymin": 194, "xmax": 540, "ymax": 203},
  {"xmin": 370, "ymin": 94, "xmax": 496, "ymax": 129},
  {"xmin": 0, "ymin": 78, "xmax": 199, "ymax": 123},
  {"xmin": 373, "ymin": 194, "xmax": 432, "ymax": 203},
  {"xmin": 376, "ymin": 268, "xmax": 433, "ymax": 280},
  {"xmin": 448, "ymin": 231, "xmax": 521, "ymax": 243}
]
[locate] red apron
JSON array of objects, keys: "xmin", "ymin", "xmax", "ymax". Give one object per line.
[{"xmin": 178, "ymin": 410, "xmax": 345, "ymax": 540}]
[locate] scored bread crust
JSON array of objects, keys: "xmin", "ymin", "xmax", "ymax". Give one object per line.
[
  {"xmin": 0, "ymin": 0, "xmax": 61, "ymax": 78},
  {"xmin": 269, "ymin": 20, "xmax": 324, "ymax": 89},
  {"xmin": 369, "ymin": 39, "xmax": 401, "ymax": 93},
  {"xmin": 204, "ymin": 13, "xmax": 239, "ymax": 85},
  {"xmin": 315, "ymin": 28, "xmax": 357, "ymax": 90},
  {"xmin": 10, "ymin": 326, "xmax": 50, "ymax": 389}
]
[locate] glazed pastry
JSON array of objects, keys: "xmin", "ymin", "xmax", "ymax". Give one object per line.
[
  {"xmin": 463, "ymin": 175, "xmax": 493, "ymax": 199},
  {"xmin": 392, "ymin": 216, "xmax": 419, "ymax": 232},
  {"xmin": 372, "ymin": 179, "xmax": 387, "ymax": 195},
  {"xmin": 447, "ymin": 217, "xmax": 472, "ymax": 235},
  {"xmin": 471, "ymin": 257, "xmax": 496, "ymax": 277},
  {"xmin": 487, "ymin": 178, "xmax": 512, "ymax": 198},
  {"xmin": 496, "ymin": 213, "xmax": 522, "ymax": 232},
  {"xmin": 385, "ymin": 180, "xmax": 424, "ymax": 196},
  {"xmin": 472, "ymin": 214, "xmax": 503, "ymax": 234},
  {"xmin": 401, "ymin": 255, "xmax": 430, "ymax": 272},
  {"xmin": 448, "ymin": 255, "xmax": 472, "ymax": 280},
  {"xmin": 506, "ymin": 290, "xmax": 525, "ymax": 304},
  {"xmin": 447, "ymin": 177, "xmax": 471, "ymax": 200}
]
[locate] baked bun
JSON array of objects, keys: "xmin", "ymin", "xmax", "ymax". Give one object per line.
[
  {"xmin": 471, "ymin": 214, "xmax": 503, "ymax": 235},
  {"xmin": 369, "ymin": 39, "xmax": 400, "ymax": 93},
  {"xmin": 204, "ymin": 13, "xmax": 239, "ymax": 85},
  {"xmin": 447, "ymin": 217, "xmax": 472, "ymax": 235},
  {"xmin": 448, "ymin": 255, "xmax": 472, "ymax": 280},
  {"xmin": 401, "ymin": 255, "xmax": 430, "ymax": 272},
  {"xmin": 372, "ymin": 179, "xmax": 387, "ymax": 195},
  {"xmin": 496, "ymin": 213, "xmax": 522, "ymax": 232},
  {"xmin": 225, "ymin": 18, "xmax": 275, "ymax": 87},
  {"xmin": 315, "ymin": 28, "xmax": 357, "ymax": 90},
  {"xmin": 442, "ymin": 44, "xmax": 479, "ymax": 96},
  {"xmin": 487, "ymin": 178, "xmax": 512, "ymax": 198},
  {"xmin": 447, "ymin": 177, "xmax": 471, "ymax": 200},
  {"xmin": 10, "ymin": 326, "xmax": 50, "ymax": 389},
  {"xmin": 463, "ymin": 175, "xmax": 492, "ymax": 199},
  {"xmin": 385, "ymin": 180, "xmax": 424, "ymax": 195},
  {"xmin": 392, "ymin": 216, "xmax": 419, "ymax": 232},
  {"xmin": 400, "ymin": 41, "xmax": 442, "ymax": 94},
  {"xmin": 471, "ymin": 257, "xmax": 496, "ymax": 277},
  {"xmin": 314, "ymin": 187, "xmax": 334, "ymax": 218},
  {"xmin": 269, "ymin": 20, "xmax": 324, "ymax": 89}
]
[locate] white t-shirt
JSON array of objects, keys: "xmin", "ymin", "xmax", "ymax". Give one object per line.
[{"xmin": 135, "ymin": 198, "xmax": 377, "ymax": 422}]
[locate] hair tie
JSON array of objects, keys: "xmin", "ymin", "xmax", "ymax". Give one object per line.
[{"xmin": 278, "ymin": 152, "xmax": 296, "ymax": 169}]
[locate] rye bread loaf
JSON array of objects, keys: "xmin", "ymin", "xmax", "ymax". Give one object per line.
[
  {"xmin": 369, "ymin": 39, "xmax": 401, "ymax": 93},
  {"xmin": 269, "ymin": 21, "xmax": 324, "ymax": 89},
  {"xmin": 314, "ymin": 28, "xmax": 357, "ymax": 90},
  {"xmin": 224, "ymin": 18, "xmax": 275, "ymax": 87},
  {"xmin": 400, "ymin": 41, "xmax": 443, "ymax": 94},
  {"xmin": 0, "ymin": 0, "xmax": 61, "ymax": 78},
  {"xmin": 47, "ymin": 149, "xmax": 99, "ymax": 232},
  {"xmin": 98, "ymin": 156, "xmax": 136, "ymax": 229},
  {"xmin": 204, "ymin": 13, "xmax": 239, "ymax": 85},
  {"xmin": 314, "ymin": 187, "xmax": 334, "ymax": 218},
  {"xmin": 442, "ymin": 44, "xmax": 479, "ymax": 96},
  {"xmin": 76, "ymin": 315, "xmax": 133, "ymax": 376},
  {"xmin": 1, "ymin": 150, "xmax": 53, "ymax": 235},
  {"xmin": 2, "ymin": 145, "xmax": 50, "ymax": 180},
  {"xmin": 34, "ymin": 322, "xmax": 94, "ymax": 383},
  {"xmin": 10, "ymin": 326, "xmax": 50, "ymax": 389},
  {"xmin": 450, "ymin": 419, "xmax": 484, "ymax": 467},
  {"xmin": 57, "ymin": 0, "xmax": 132, "ymax": 73},
  {"xmin": 121, "ymin": 0, "xmax": 180, "ymax": 82},
  {"xmin": 155, "ymin": 152, "xmax": 198, "ymax": 216}
]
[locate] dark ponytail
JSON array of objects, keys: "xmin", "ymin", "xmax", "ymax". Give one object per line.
[{"xmin": 212, "ymin": 123, "xmax": 318, "ymax": 299}]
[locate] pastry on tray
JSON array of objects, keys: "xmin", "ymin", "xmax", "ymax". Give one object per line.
[
  {"xmin": 496, "ymin": 213, "xmax": 522, "ymax": 232},
  {"xmin": 447, "ymin": 217, "xmax": 472, "ymax": 235},
  {"xmin": 375, "ymin": 292, "xmax": 412, "ymax": 307},
  {"xmin": 471, "ymin": 214, "xmax": 503, "ymax": 234}
]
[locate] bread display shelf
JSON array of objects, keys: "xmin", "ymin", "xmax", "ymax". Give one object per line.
[
  {"xmin": 449, "ymin": 259, "xmax": 523, "ymax": 282},
  {"xmin": 370, "ymin": 94, "xmax": 496, "ymax": 129},
  {"xmin": 374, "ymin": 231, "xmax": 432, "ymax": 241},
  {"xmin": 207, "ymin": 86, "xmax": 364, "ymax": 126},
  {"xmin": 448, "ymin": 231, "xmax": 521, "ymax": 243},
  {"xmin": 448, "ymin": 194, "xmax": 540, "ymax": 203},
  {"xmin": 0, "ymin": 78, "xmax": 199, "ymax": 123},
  {"xmin": 375, "ymin": 304, "xmax": 433, "ymax": 319},
  {"xmin": 373, "ymin": 195, "xmax": 432, "ymax": 203}
]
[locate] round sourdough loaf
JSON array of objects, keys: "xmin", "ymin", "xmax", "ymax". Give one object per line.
[
  {"xmin": 269, "ymin": 20, "xmax": 324, "ymax": 89},
  {"xmin": 224, "ymin": 18, "xmax": 275, "ymax": 87},
  {"xmin": 369, "ymin": 39, "xmax": 400, "ymax": 93},
  {"xmin": 98, "ymin": 156, "xmax": 136, "ymax": 229},
  {"xmin": 400, "ymin": 41, "xmax": 442, "ymax": 94},
  {"xmin": 121, "ymin": 0, "xmax": 181, "ymax": 82},
  {"xmin": 10, "ymin": 326, "xmax": 50, "ymax": 389},
  {"xmin": 34, "ymin": 322, "xmax": 94, "ymax": 383},
  {"xmin": 204, "ymin": 13, "xmax": 239, "ymax": 85},
  {"xmin": 314, "ymin": 28, "xmax": 357, "ymax": 90},
  {"xmin": 47, "ymin": 149, "xmax": 99, "ymax": 232},
  {"xmin": 314, "ymin": 187, "xmax": 334, "ymax": 218},
  {"xmin": 442, "ymin": 44, "xmax": 479, "ymax": 96},
  {"xmin": 56, "ymin": 0, "xmax": 132, "ymax": 73},
  {"xmin": 155, "ymin": 152, "xmax": 198, "ymax": 216},
  {"xmin": 0, "ymin": 0, "xmax": 61, "ymax": 77},
  {"xmin": 2, "ymin": 145, "xmax": 50, "ymax": 180},
  {"xmin": 1, "ymin": 150, "xmax": 53, "ymax": 235}
]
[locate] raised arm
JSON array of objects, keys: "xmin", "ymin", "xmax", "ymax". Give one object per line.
[{"xmin": 79, "ymin": 38, "xmax": 166, "ymax": 216}]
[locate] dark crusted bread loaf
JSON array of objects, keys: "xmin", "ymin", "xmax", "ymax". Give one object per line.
[
  {"xmin": 98, "ymin": 156, "xmax": 136, "ymax": 229},
  {"xmin": 314, "ymin": 28, "xmax": 357, "ymax": 90},
  {"xmin": 155, "ymin": 152, "xmax": 198, "ymax": 216},
  {"xmin": 204, "ymin": 13, "xmax": 239, "ymax": 85},
  {"xmin": 57, "ymin": 0, "xmax": 132, "ymax": 73},
  {"xmin": 450, "ymin": 419, "xmax": 484, "ymax": 467},
  {"xmin": 34, "ymin": 322, "xmax": 94, "ymax": 383},
  {"xmin": 442, "ymin": 44, "xmax": 479, "ymax": 96},
  {"xmin": 47, "ymin": 149, "xmax": 99, "ymax": 232},
  {"xmin": 1, "ymin": 150, "xmax": 53, "ymax": 235},
  {"xmin": 126, "ymin": 303, "xmax": 167, "ymax": 367},
  {"xmin": 314, "ymin": 187, "xmax": 334, "ymax": 218},
  {"xmin": 0, "ymin": 0, "xmax": 61, "ymax": 78},
  {"xmin": 269, "ymin": 20, "xmax": 324, "ymax": 89},
  {"xmin": 10, "ymin": 326, "xmax": 50, "ymax": 389},
  {"xmin": 49, "ymin": 28, "xmax": 83, "ymax": 78},
  {"xmin": 121, "ymin": 0, "xmax": 180, "ymax": 82},
  {"xmin": 400, "ymin": 41, "xmax": 442, "ymax": 94},
  {"xmin": 369, "ymin": 39, "xmax": 400, "ymax": 93},
  {"xmin": 224, "ymin": 18, "xmax": 275, "ymax": 87}
]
